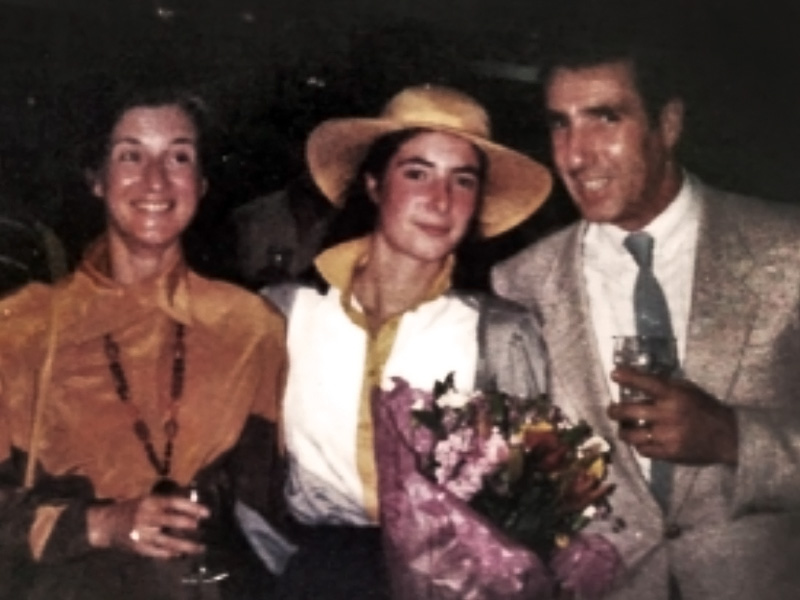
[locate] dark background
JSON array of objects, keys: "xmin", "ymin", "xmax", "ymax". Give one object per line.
[{"xmin": 0, "ymin": 0, "xmax": 798, "ymax": 279}]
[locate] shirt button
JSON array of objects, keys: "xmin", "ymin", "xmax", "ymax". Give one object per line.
[{"xmin": 664, "ymin": 523, "xmax": 682, "ymax": 540}]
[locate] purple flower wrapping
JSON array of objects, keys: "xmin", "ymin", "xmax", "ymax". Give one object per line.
[
  {"xmin": 551, "ymin": 533, "xmax": 622, "ymax": 600},
  {"xmin": 373, "ymin": 378, "xmax": 554, "ymax": 600}
]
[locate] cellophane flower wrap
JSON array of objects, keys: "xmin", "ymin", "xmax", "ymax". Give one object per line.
[{"xmin": 372, "ymin": 374, "xmax": 621, "ymax": 600}]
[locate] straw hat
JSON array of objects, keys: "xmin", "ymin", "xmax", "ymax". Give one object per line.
[{"xmin": 306, "ymin": 84, "xmax": 552, "ymax": 238}]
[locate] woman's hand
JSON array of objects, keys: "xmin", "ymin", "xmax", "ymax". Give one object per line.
[{"xmin": 87, "ymin": 494, "xmax": 209, "ymax": 559}]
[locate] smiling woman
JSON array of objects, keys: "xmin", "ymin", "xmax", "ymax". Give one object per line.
[
  {"xmin": 94, "ymin": 105, "xmax": 205, "ymax": 256},
  {"xmin": 261, "ymin": 84, "xmax": 553, "ymax": 599},
  {"xmin": 0, "ymin": 85, "xmax": 289, "ymax": 600},
  {"xmin": 90, "ymin": 104, "xmax": 207, "ymax": 279},
  {"xmin": 367, "ymin": 130, "xmax": 482, "ymax": 275},
  {"xmin": 79, "ymin": 89, "xmax": 215, "ymax": 277}
]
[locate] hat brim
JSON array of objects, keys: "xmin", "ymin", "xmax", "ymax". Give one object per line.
[{"xmin": 306, "ymin": 117, "xmax": 552, "ymax": 238}]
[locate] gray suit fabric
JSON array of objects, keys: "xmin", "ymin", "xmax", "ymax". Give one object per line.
[{"xmin": 492, "ymin": 180, "xmax": 800, "ymax": 600}]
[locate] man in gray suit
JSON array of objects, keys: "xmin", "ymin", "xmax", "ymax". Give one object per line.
[{"xmin": 492, "ymin": 15, "xmax": 800, "ymax": 600}]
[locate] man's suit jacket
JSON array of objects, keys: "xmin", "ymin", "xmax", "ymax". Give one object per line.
[{"xmin": 493, "ymin": 180, "xmax": 800, "ymax": 600}]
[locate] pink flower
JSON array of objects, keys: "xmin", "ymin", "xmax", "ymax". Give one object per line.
[
  {"xmin": 433, "ymin": 429, "xmax": 474, "ymax": 486},
  {"xmin": 433, "ymin": 427, "xmax": 510, "ymax": 501},
  {"xmin": 483, "ymin": 427, "xmax": 510, "ymax": 466},
  {"xmin": 445, "ymin": 460, "xmax": 488, "ymax": 500}
]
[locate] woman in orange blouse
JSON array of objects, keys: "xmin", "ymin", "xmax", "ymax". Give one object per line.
[{"xmin": 0, "ymin": 85, "xmax": 287, "ymax": 599}]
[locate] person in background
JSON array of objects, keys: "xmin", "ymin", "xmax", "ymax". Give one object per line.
[
  {"xmin": 493, "ymin": 5, "xmax": 800, "ymax": 599},
  {"xmin": 0, "ymin": 84, "xmax": 287, "ymax": 600},
  {"xmin": 230, "ymin": 171, "xmax": 336, "ymax": 288},
  {"xmin": 262, "ymin": 83, "xmax": 552, "ymax": 599}
]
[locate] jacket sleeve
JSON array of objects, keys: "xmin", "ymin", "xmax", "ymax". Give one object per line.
[
  {"xmin": 732, "ymin": 407, "xmax": 800, "ymax": 515},
  {"xmin": 476, "ymin": 294, "xmax": 550, "ymax": 399},
  {"xmin": 730, "ymin": 300, "xmax": 800, "ymax": 514},
  {"xmin": 721, "ymin": 252, "xmax": 800, "ymax": 515}
]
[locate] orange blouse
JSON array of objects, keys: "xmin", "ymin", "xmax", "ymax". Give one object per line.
[{"xmin": 0, "ymin": 238, "xmax": 287, "ymax": 562}]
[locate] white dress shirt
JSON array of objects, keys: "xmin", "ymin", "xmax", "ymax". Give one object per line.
[{"xmin": 582, "ymin": 173, "xmax": 701, "ymax": 476}]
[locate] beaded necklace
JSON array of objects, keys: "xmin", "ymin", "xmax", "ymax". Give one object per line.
[{"xmin": 103, "ymin": 322, "xmax": 186, "ymax": 482}]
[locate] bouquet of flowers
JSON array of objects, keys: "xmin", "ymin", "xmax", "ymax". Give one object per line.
[{"xmin": 372, "ymin": 374, "xmax": 621, "ymax": 600}]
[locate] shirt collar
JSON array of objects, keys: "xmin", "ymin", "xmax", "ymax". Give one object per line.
[
  {"xmin": 585, "ymin": 172, "xmax": 701, "ymax": 260},
  {"xmin": 58, "ymin": 237, "xmax": 193, "ymax": 343},
  {"xmin": 315, "ymin": 235, "xmax": 454, "ymax": 329},
  {"xmin": 315, "ymin": 236, "xmax": 372, "ymax": 292}
]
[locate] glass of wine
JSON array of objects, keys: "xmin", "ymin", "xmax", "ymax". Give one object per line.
[
  {"xmin": 612, "ymin": 335, "xmax": 679, "ymax": 425},
  {"xmin": 150, "ymin": 478, "xmax": 230, "ymax": 585},
  {"xmin": 180, "ymin": 480, "xmax": 231, "ymax": 585}
]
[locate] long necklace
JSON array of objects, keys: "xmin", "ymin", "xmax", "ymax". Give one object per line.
[{"xmin": 103, "ymin": 322, "xmax": 186, "ymax": 480}]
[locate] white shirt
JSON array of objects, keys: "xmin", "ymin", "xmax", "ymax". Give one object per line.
[
  {"xmin": 283, "ymin": 287, "xmax": 479, "ymax": 525},
  {"xmin": 583, "ymin": 173, "xmax": 701, "ymax": 476}
]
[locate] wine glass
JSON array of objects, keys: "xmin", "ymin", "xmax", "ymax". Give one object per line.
[
  {"xmin": 180, "ymin": 480, "xmax": 231, "ymax": 585},
  {"xmin": 150, "ymin": 478, "xmax": 231, "ymax": 585},
  {"xmin": 612, "ymin": 336, "xmax": 678, "ymax": 425}
]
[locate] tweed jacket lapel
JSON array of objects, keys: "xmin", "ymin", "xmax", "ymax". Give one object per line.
[
  {"xmin": 540, "ymin": 223, "xmax": 661, "ymax": 512},
  {"xmin": 671, "ymin": 184, "xmax": 761, "ymax": 512},
  {"xmin": 683, "ymin": 185, "xmax": 758, "ymax": 394}
]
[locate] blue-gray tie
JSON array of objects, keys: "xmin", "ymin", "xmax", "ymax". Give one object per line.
[{"xmin": 624, "ymin": 232, "xmax": 673, "ymax": 510}]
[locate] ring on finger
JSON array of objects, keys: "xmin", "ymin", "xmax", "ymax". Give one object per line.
[
  {"xmin": 129, "ymin": 526, "xmax": 158, "ymax": 544},
  {"xmin": 635, "ymin": 418, "xmax": 651, "ymax": 429},
  {"xmin": 645, "ymin": 429, "xmax": 654, "ymax": 444}
]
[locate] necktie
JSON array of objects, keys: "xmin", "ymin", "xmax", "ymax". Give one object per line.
[
  {"xmin": 623, "ymin": 231, "xmax": 673, "ymax": 510},
  {"xmin": 624, "ymin": 232, "xmax": 673, "ymax": 338}
]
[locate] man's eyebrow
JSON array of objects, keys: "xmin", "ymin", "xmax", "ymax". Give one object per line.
[{"xmin": 584, "ymin": 103, "xmax": 624, "ymax": 117}]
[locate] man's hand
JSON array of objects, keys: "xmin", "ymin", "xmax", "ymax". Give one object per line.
[{"xmin": 607, "ymin": 367, "xmax": 739, "ymax": 466}]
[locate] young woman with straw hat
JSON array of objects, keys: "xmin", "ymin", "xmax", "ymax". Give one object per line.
[{"xmin": 264, "ymin": 84, "xmax": 553, "ymax": 598}]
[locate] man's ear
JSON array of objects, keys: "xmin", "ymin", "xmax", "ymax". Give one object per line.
[
  {"xmin": 85, "ymin": 168, "xmax": 104, "ymax": 199},
  {"xmin": 200, "ymin": 177, "xmax": 208, "ymax": 198},
  {"xmin": 659, "ymin": 98, "xmax": 684, "ymax": 150}
]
